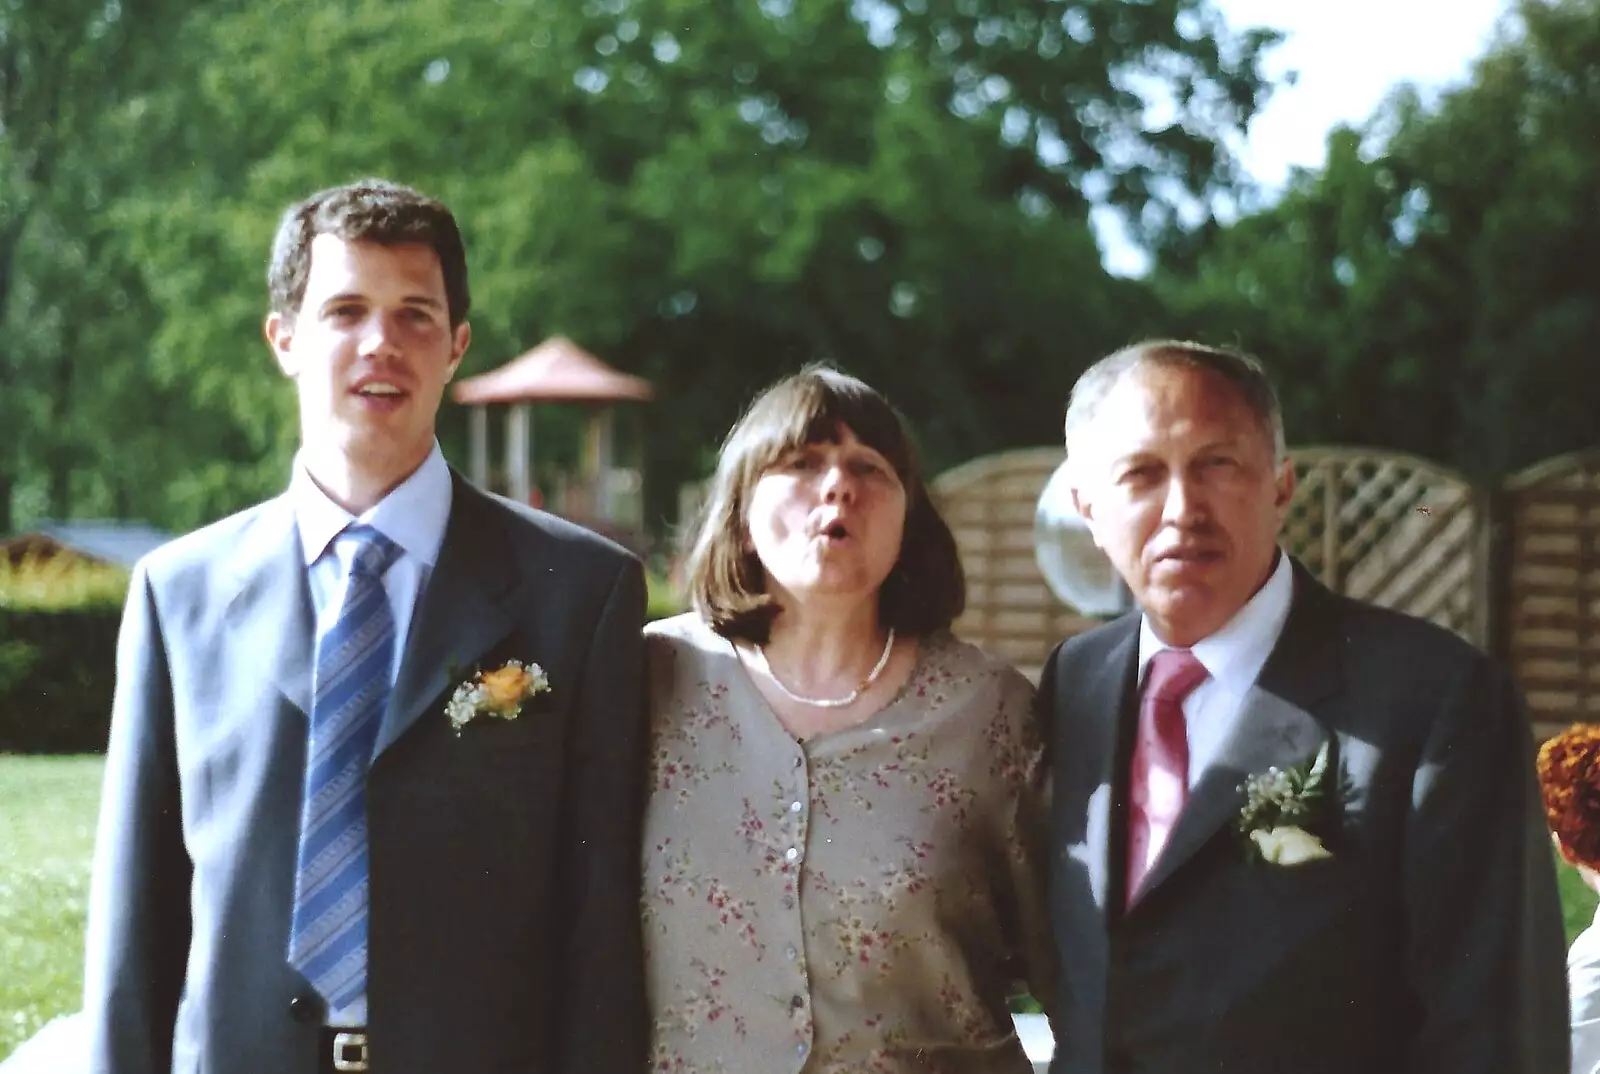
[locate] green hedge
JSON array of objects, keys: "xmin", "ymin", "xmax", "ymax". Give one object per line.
[
  {"xmin": 0, "ymin": 559, "xmax": 681, "ymax": 753},
  {"xmin": 0, "ymin": 556, "xmax": 127, "ymax": 753},
  {"xmin": 0, "ymin": 605, "xmax": 122, "ymax": 753}
]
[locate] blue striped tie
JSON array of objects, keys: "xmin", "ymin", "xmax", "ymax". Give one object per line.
[{"xmin": 289, "ymin": 525, "xmax": 400, "ymax": 1011}]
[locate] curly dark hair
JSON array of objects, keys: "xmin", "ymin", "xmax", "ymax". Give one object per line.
[{"xmin": 267, "ymin": 178, "xmax": 470, "ymax": 326}]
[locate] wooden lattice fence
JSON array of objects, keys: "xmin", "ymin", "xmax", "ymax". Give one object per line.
[{"xmin": 1283, "ymin": 448, "xmax": 1487, "ymax": 647}]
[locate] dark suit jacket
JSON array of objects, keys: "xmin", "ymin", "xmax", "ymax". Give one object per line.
[
  {"xmin": 1040, "ymin": 559, "xmax": 1568, "ymax": 1074},
  {"xmin": 83, "ymin": 472, "xmax": 648, "ymax": 1074}
]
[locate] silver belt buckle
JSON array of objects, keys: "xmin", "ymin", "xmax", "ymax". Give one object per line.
[{"xmin": 332, "ymin": 1030, "xmax": 369, "ymax": 1072}]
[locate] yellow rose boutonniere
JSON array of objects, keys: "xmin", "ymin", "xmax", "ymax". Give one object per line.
[{"xmin": 445, "ymin": 659, "xmax": 550, "ymax": 734}]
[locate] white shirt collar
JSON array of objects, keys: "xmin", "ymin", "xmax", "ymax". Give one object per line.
[
  {"xmin": 1138, "ymin": 549, "xmax": 1295, "ymax": 690},
  {"xmin": 291, "ymin": 442, "xmax": 453, "ymax": 568}
]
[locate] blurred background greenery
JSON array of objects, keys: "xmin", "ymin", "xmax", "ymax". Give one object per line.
[{"xmin": 4, "ymin": 0, "xmax": 1598, "ymax": 545}]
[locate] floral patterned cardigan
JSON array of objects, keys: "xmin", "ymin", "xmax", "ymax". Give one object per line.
[{"xmin": 641, "ymin": 613, "xmax": 1055, "ymax": 1074}]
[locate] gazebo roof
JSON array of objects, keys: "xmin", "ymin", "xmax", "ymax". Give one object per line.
[{"xmin": 451, "ymin": 336, "xmax": 653, "ymax": 405}]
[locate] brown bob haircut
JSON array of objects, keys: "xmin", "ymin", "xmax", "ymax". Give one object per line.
[
  {"xmin": 267, "ymin": 177, "xmax": 471, "ymax": 327},
  {"xmin": 684, "ymin": 365, "xmax": 965, "ymax": 644}
]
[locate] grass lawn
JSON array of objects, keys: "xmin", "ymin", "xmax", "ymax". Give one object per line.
[
  {"xmin": 1561, "ymin": 851, "xmax": 1600, "ymax": 944},
  {"xmin": 0, "ymin": 754, "xmax": 1595, "ymax": 1061},
  {"xmin": 0, "ymin": 754, "xmax": 101, "ymax": 1060}
]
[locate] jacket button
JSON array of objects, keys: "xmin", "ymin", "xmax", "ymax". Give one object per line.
[{"xmin": 289, "ymin": 995, "xmax": 320, "ymax": 1024}]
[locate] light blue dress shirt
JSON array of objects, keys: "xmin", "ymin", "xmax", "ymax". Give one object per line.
[{"xmin": 288, "ymin": 443, "xmax": 453, "ymax": 1025}]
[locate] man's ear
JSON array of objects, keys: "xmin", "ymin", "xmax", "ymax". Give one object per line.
[
  {"xmin": 1066, "ymin": 453, "xmax": 1095, "ymax": 524},
  {"xmin": 1273, "ymin": 455, "xmax": 1297, "ymax": 518},
  {"xmin": 1069, "ymin": 483, "xmax": 1108, "ymax": 551},
  {"xmin": 265, "ymin": 312, "xmax": 297, "ymax": 377},
  {"xmin": 445, "ymin": 321, "xmax": 471, "ymax": 382},
  {"xmin": 1070, "ymin": 485, "xmax": 1092, "ymax": 525}
]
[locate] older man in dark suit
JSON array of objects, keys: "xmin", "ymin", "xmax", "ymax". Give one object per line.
[
  {"xmin": 82, "ymin": 179, "xmax": 647, "ymax": 1074},
  {"xmin": 1039, "ymin": 339, "xmax": 1567, "ymax": 1073}
]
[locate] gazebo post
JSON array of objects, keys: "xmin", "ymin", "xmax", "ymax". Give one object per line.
[
  {"xmin": 450, "ymin": 335, "xmax": 653, "ymax": 526},
  {"xmin": 507, "ymin": 402, "xmax": 533, "ymax": 505},
  {"xmin": 627, "ymin": 405, "xmax": 645, "ymax": 528},
  {"xmin": 593, "ymin": 406, "xmax": 614, "ymax": 522},
  {"xmin": 468, "ymin": 405, "xmax": 490, "ymax": 489}
]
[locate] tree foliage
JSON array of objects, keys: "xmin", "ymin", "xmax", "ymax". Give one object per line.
[
  {"xmin": 9, "ymin": 0, "xmax": 1277, "ymax": 534},
  {"xmin": 1155, "ymin": 0, "xmax": 1600, "ymax": 477},
  {"xmin": 0, "ymin": 0, "xmax": 194, "ymax": 531}
]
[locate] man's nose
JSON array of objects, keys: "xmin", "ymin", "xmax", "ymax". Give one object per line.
[
  {"xmin": 358, "ymin": 312, "xmax": 402, "ymax": 357},
  {"xmin": 1161, "ymin": 474, "xmax": 1205, "ymax": 524}
]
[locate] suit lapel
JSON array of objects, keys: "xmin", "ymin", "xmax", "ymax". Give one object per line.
[
  {"xmin": 225, "ymin": 495, "xmax": 315, "ymax": 716},
  {"xmin": 1130, "ymin": 562, "xmax": 1343, "ymax": 907},
  {"xmin": 374, "ymin": 474, "xmax": 525, "ymax": 758},
  {"xmin": 1061, "ymin": 617, "xmax": 1138, "ymax": 1062},
  {"xmin": 1078, "ymin": 622, "xmax": 1140, "ymax": 917}
]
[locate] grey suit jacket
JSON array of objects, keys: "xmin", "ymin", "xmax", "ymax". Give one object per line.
[
  {"xmin": 82, "ymin": 473, "xmax": 648, "ymax": 1074},
  {"xmin": 1041, "ymin": 559, "xmax": 1568, "ymax": 1074}
]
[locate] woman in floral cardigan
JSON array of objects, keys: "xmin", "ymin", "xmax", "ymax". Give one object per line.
[{"xmin": 641, "ymin": 366, "xmax": 1055, "ymax": 1073}]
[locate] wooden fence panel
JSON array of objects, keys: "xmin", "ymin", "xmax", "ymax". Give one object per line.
[
  {"xmin": 929, "ymin": 448, "xmax": 1087, "ymax": 683},
  {"xmin": 1282, "ymin": 448, "xmax": 1486, "ymax": 646},
  {"xmin": 1503, "ymin": 450, "xmax": 1600, "ymax": 738}
]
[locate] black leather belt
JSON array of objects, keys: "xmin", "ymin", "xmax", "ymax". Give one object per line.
[{"xmin": 320, "ymin": 1027, "xmax": 369, "ymax": 1073}]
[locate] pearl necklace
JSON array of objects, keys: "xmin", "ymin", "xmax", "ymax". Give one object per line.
[{"xmin": 756, "ymin": 628, "xmax": 897, "ymax": 709}]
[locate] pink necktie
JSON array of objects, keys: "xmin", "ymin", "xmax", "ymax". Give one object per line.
[{"xmin": 1126, "ymin": 648, "xmax": 1209, "ymax": 906}]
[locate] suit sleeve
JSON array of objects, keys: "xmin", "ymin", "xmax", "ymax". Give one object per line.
[
  {"xmin": 557, "ymin": 556, "xmax": 648, "ymax": 1074},
  {"xmin": 1402, "ymin": 653, "xmax": 1569, "ymax": 1074},
  {"xmin": 83, "ymin": 563, "xmax": 193, "ymax": 1074}
]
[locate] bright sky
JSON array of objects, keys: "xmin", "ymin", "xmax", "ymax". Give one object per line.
[
  {"xmin": 1097, "ymin": 0, "xmax": 1513, "ymax": 274},
  {"xmin": 1217, "ymin": 0, "xmax": 1512, "ymax": 189}
]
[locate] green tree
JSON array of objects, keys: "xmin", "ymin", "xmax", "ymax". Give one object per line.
[
  {"xmin": 19, "ymin": 0, "xmax": 1278, "ymax": 534},
  {"xmin": 1157, "ymin": 0, "xmax": 1600, "ymax": 476},
  {"xmin": 0, "ymin": 0, "xmax": 192, "ymax": 532}
]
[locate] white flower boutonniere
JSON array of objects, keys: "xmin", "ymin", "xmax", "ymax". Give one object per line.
[
  {"xmin": 445, "ymin": 659, "xmax": 550, "ymax": 734},
  {"xmin": 1237, "ymin": 740, "xmax": 1334, "ymax": 865},
  {"xmin": 1249, "ymin": 825, "xmax": 1332, "ymax": 865}
]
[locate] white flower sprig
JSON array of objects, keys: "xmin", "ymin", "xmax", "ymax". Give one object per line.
[
  {"xmin": 445, "ymin": 659, "xmax": 550, "ymax": 734},
  {"xmin": 1236, "ymin": 740, "xmax": 1334, "ymax": 866}
]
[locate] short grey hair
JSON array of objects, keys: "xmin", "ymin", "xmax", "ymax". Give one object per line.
[{"xmin": 1064, "ymin": 339, "xmax": 1287, "ymax": 464}]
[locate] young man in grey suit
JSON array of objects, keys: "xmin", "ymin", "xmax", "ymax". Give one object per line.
[
  {"xmin": 1039, "ymin": 340, "xmax": 1568, "ymax": 1073},
  {"xmin": 82, "ymin": 179, "xmax": 648, "ymax": 1074}
]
